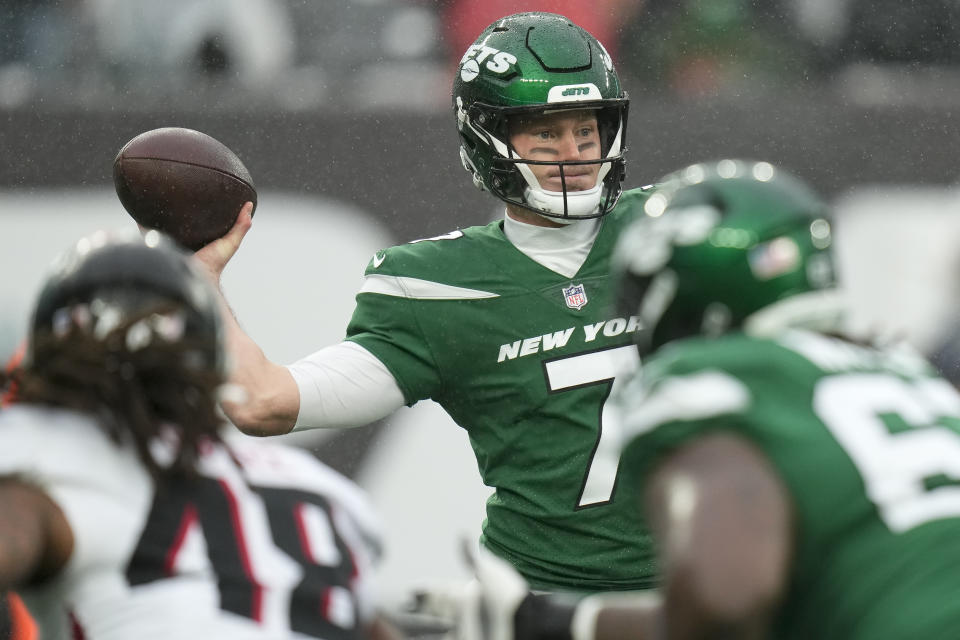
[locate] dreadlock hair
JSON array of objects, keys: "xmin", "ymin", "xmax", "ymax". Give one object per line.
[{"xmin": 8, "ymin": 301, "xmax": 226, "ymax": 480}]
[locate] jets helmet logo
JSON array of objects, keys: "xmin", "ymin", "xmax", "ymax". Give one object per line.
[{"xmin": 459, "ymin": 45, "xmax": 518, "ymax": 82}]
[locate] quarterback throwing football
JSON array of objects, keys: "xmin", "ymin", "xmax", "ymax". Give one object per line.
[{"xmin": 198, "ymin": 12, "xmax": 658, "ymax": 592}]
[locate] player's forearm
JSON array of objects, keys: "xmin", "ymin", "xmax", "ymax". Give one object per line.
[
  {"xmin": 220, "ymin": 311, "xmax": 299, "ymax": 436},
  {"xmin": 510, "ymin": 592, "xmax": 662, "ymax": 640},
  {"xmin": 0, "ymin": 538, "xmax": 37, "ymax": 592},
  {"xmin": 567, "ymin": 592, "xmax": 663, "ymax": 640},
  {"xmin": 643, "ymin": 434, "xmax": 791, "ymax": 640},
  {"xmin": 368, "ymin": 615, "xmax": 406, "ymax": 640},
  {"xmin": 0, "ymin": 502, "xmax": 45, "ymax": 589},
  {"xmin": 188, "ymin": 203, "xmax": 296, "ymax": 434},
  {"xmin": 554, "ymin": 590, "xmax": 767, "ymax": 640},
  {"xmin": 420, "ymin": 548, "xmax": 663, "ymax": 640},
  {"xmin": 0, "ymin": 482, "xmax": 69, "ymax": 590}
]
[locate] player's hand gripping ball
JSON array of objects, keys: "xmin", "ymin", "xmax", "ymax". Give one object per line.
[{"xmin": 113, "ymin": 127, "xmax": 257, "ymax": 250}]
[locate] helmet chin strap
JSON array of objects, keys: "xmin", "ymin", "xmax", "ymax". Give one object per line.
[
  {"xmin": 516, "ymin": 160, "xmax": 609, "ymax": 221},
  {"xmin": 522, "ymin": 183, "xmax": 603, "ymax": 223}
]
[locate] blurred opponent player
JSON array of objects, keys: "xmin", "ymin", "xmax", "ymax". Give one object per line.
[{"xmin": 0, "ymin": 231, "xmax": 401, "ymax": 640}]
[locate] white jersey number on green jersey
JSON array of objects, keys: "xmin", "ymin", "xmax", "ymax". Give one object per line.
[
  {"xmin": 545, "ymin": 344, "xmax": 639, "ymax": 506},
  {"xmin": 816, "ymin": 374, "xmax": 960, "ymax": 533}
]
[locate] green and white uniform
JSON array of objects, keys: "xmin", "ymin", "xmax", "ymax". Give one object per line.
[
  {"xmin": 618, "ymin": 329, "xmax": 960, "ymax": 638},
  {"xmin": 345, "ymin": 188, "xmax": 655, "ymax": 592}
]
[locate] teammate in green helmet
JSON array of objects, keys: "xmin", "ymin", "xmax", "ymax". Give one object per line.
[
  {"xmin": 611, "ymin": 158, "xmax": 838, "ymax": 355},
  {"xmin": 438, "ymin": 160, "xmax": 960, "ymax": 640}
]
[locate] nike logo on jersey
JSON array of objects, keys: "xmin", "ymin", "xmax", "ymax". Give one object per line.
[
  {"xmin": 372, "ymin": 251, "xmax": 386, "ymax": 268},
  {"xmin": 497, "ymin": 316, "xmax": 642, "ymax": 362}
]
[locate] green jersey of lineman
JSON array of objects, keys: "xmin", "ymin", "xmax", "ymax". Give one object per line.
[
  {"xmin": 618, "ymin": 329, "xmax": 960, "ymax": 638},
  {"xmin": 345, "ymin": 188, "xmax": 655, "ymax": 592}
]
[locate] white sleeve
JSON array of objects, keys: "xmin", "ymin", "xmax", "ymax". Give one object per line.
[{"xmin": 286, "ymin": 341, "xmax": 406, "ymax": 431}]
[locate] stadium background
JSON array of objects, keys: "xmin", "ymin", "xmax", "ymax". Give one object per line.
[{"xmin": 2, "ymin": 0, "xmax": 959, "ymax": 606}]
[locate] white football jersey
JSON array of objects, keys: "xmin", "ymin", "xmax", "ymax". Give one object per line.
[{"xmin": 0, "ymin": 405, "xmax": 383, "ymax": 640}]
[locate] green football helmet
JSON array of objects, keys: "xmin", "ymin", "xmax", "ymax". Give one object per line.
[
  {"xmin": 612, "ymin": 159, "xmax": 839, "ymax": 356},
  {"xmin": 452, "ymin": 12, "xmax": 629, "ymax": 221}
]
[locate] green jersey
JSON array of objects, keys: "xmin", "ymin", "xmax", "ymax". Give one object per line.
[
  {"xmin": 345, "ymin": 188, "xmax": 655, "ymax": 592},
  {"xmin": 618, "ymin": 329, "xmax": 960, "ymax": 638}
]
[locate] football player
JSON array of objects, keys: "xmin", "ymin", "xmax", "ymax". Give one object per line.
[
  {"xmin": 195, "ymin": 11, "xmax": 658, "ymax": 594},
  {"xmin": 428, "ymin": 160, "xmax": 960, "ymax": 639},
  {"xmin": 0, "ymin": 231, "xmax": 401, "ymax": 640}
]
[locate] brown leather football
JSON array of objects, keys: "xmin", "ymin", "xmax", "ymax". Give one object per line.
[{"xmin": 113, "ymin": 127, "xmax": 257, "ymax": 250}]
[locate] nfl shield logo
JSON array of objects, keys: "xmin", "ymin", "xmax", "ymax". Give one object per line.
[{"xmin": 563, "ymin": 283, "xmax": 588, "ymax": 310}]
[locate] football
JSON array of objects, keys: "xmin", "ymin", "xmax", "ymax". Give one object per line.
[{"xmin": 113, "ymin": 127, "xmax": 257, "ymax": 251}]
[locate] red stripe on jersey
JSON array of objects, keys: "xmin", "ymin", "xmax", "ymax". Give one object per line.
[
  {"xmin": 164, "ymin": 503, "xmax": 198, "ymax": 576},
  {"xmin": 321, "ymin": 587, "xmax": 331, "ymax": 618},
  {"xmin": 68, "ymin": 610, "xmax": 86, "ymax": 640},
  {"xmin": 217, "ymin": 479, "xmax": 263, "ymax": 622},
  {"xmin": 294, "ymin": 502, "xmax": 312, "ymax": 561}
]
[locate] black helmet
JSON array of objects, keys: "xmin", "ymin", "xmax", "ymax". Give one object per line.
[{"xmin": 28, "ymin": 229, "xmax": 225, "ymax": 378}]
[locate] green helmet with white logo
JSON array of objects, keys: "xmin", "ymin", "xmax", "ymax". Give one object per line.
[
  {"xmin": 612, "ymin": 159, "xmax": 839, "ymax": 356},
  {"xmin": 452, "ymin": 12, "xmax": 629, "ymax": 220}
]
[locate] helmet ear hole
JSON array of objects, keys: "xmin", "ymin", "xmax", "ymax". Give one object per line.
[
  {"xmin": 459, "ymin": 147, "xmax": 486, "ymax": 192},
  {"xmin": 459, "ymin": 133, "xmax": 477, "ymax": 153}
]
